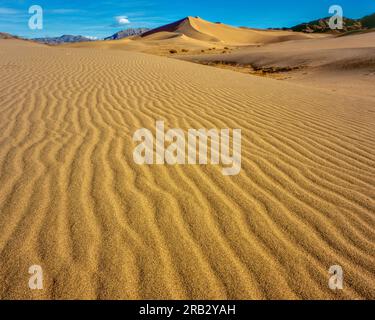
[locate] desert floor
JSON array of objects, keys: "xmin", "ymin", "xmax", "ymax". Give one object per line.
[
  {"xmin": 0, "ymin": 39, "xmax": 374, "ymax": 299},
  {"xmin": 179, "ymin": 31, "xmax": 375, "ymax": 99}
]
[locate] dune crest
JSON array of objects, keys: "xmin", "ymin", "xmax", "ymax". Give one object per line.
[
  {"xmin": 63, "ymin": 16, "xmax": 327, "ymax": 56},
  {"xmin": 141, "ymin": 16, "xmax": 315, "ymax": 45}
]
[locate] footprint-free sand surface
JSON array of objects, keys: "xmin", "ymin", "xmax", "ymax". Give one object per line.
[{"xmin": 0, "ymin": 39, "xmax": 374, "ymax": 299}]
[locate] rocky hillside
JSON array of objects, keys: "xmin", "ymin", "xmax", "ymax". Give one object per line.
[
  {"xmin": 361, "ymin": 13, "xmax": 375, "ymax": 28},
  {"xmin": 0, "ymin": 32, "xmax": 18, "ymax": 39},
  {"xmin": 105, "ymin": 28, "xmax": 150, "ymax": 40},
  {"xmin": 291, "ymin": 17, "xmax": 362, "ymax": 33},
  {"xmin": 33, "ymin": 35, "xmax": 93, "ymax": 44}
]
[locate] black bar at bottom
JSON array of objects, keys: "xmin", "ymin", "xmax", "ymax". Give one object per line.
[{"xmin": 0, "ymin": 300, "xmax": 371, "ymax": 318}]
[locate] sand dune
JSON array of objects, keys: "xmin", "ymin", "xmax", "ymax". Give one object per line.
[
  {"xmin": 184, "ymin": 31, "xmax": 375, "ymax": 67},
  {"xmin": 66, "ymin": 16, "xmax": 319, "ymax": 55},
  {"xmin": 65, "ymin": 33, "xmax": 215, "ymax": 55},
  {"xmin": 141, "ymin": 16, "xmax": 316, "ymax": 45},
  {"xmin": 0, "ymin": 39, "xmax": 374, "ymax": 300},
  {"xmin": 181, "ymin": 31, "xmax": 375, "ymax": 98}
]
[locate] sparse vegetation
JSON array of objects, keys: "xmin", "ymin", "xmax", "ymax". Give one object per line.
[
  {"xmin": 169, "ymin": 49, "xmax": 178, "ymax": 54},
  {"xmin": 361, "ymin": 13, "xmax": 375, "ymax": 28},
  {"xmin": 291, "ymin": 17, "xmax": 363, "ymax": 33}
]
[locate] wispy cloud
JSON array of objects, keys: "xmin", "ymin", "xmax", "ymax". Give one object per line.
[
  {"xmin": 0, "ymin": 7, "xmax": 20, "ymax": 15},
  {"xmin": 49, "ymin": 9, "xmax": 83, "ymax": 14}
]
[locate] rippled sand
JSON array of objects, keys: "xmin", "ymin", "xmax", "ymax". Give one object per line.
[{"xmin": 0, "ymin": 39, "xmax": 374, "ymax": 299}]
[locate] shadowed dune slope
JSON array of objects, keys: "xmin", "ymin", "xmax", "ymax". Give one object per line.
[{"xmin": 0, "ymin": 39, "xmax": 374, "ymax": 300}]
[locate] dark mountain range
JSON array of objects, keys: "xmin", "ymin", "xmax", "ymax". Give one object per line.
[
  {"xmin": 105, "ymin": 28, "xmax": 150, "ymax": 40},
  {"xmin": 361, "ymin": 13, "xmax": 375, "ymax": 28},
  {"xmin": 32, "ymin": 35, "xmax": 94, "ymax": 44}
]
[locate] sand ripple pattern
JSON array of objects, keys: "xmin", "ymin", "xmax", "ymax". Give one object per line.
[{"xmin": 0, "ymin": 40, "xmax": 374, "ymax": 299}]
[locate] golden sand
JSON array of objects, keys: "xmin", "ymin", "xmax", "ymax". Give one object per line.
[{"xmin": 0, "ymin": 39, "xmax": 374, "ymax": 299}]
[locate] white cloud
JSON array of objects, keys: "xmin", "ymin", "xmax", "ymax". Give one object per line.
[
  {"xmin": 84, "ymin": 36, "xmax": 98, "ymax": 40},
  {"xmin": 115, "ymin": 16, "xmax": 130, "ymax": 25}
]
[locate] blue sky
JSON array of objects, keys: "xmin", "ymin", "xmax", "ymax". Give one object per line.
[{"xmin": 0, "ymin": 0, "xmax": 374, "ymax": 39}]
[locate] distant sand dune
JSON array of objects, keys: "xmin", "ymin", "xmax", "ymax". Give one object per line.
[
  {"xmin": 65, "ymin": 16, "xmax": 321, "ymax": 55},
  {"xmin": 183, "ymin": 31, "xmax": 375, "ymax": 67},
  {"xmin": 0, "ymin": 39, "xmax": 374, "ymax": 299},
  {"xmin": 181, "ymin": 31, "xmax": 375, "ymax": 99},
  {"xmin": 141, "ymin": 16, "xmax": 316, "ymax": 45}
]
